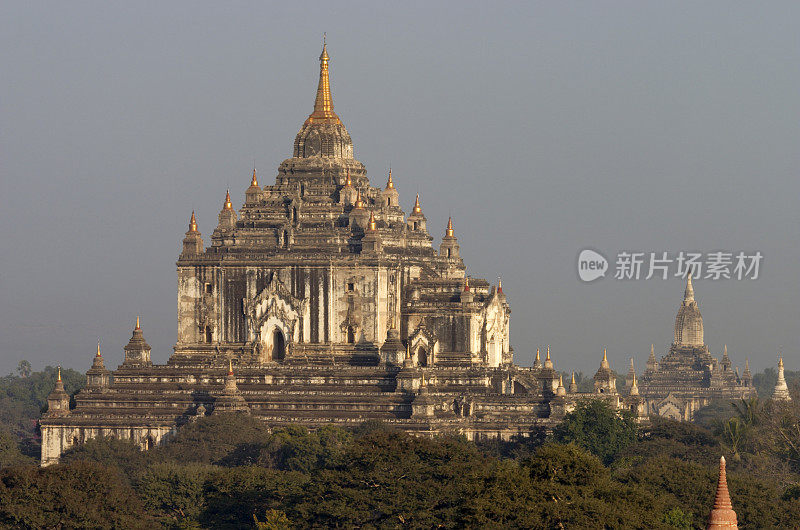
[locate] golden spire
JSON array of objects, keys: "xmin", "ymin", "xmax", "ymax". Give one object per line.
[
  {"xmin": 571, "ymin": 371, "xmax": 576, "ymax": 385},
  {"xmin": 354, "ymin": 188, "xmax": 364, "ymax": 209},
  {"xmin": 228, "ymin": 359, "xmax": 234, "ymax": 376},
  {"xmin": 779, "ymin": 355, "xmax": 784, "ymax": 368},
  {"xmin": 307, "ymin": 36, "xmax": 340, "ymax": 124},
  {"xmin": 345, "ymin": 169, "xmax": 352, "ymax": 187},
  {"xmin": 413, "ymin": 193, "xmax": 421, "ymax": 214},
  {"xmin": 536, "ymin": 347, "xmax": 540, "ymax": 363},
  {"xmin": 57, "ymin": 366, "xmax": 62, "ymax": 382},
  {"xmin": 250, "ymin": 168, "xmax": 258, "ymax": 187},
  {"xmin": 96, "ymin": 340, "xmax": 101, "ymax": 358},
  {"xmin": 386, "ymin": 168, "xmax": 394, "ymax": 189},
  {"xmin": 406, "ymin": 342, "xmax": 411, "ymax": 360},
  {"xmin": 224, "ymin": 190, "xmax": 233, "ymax": 210},
  {"xmin": 464, "ymin": 277, "xmax": 470, "ymax": 291},
  {"xmin": 189, "ymin": 211, "xmax": 198, "ymax": 233},
  {"xmin": 601, "ymin": 348, "xmax": 609, "ymax": 369},
  {"xmin": 497, "ymin": 277, "xmax": 503, "ymax": 294},
  {"xmin": 368, "ymin": 211, "xmax": 377, "ymax": 231},
  {"xmin": 546, "ymin": 346, "xmax": 551, "ymax": 362},
  {"xmin": 135, "ymin": 316, "xmax": 140, "ymax": 330},
  {"xmin": 445, "ymin": 216, "xmax": 454, "ymax": 237}
]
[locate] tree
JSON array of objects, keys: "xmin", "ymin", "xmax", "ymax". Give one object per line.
[
  {"xmin": 16, "ymin": 361, "xmax": 31, "ymax": 379},
  {"xmin": 552, "ymin": 398, "xmax": 637, "ymax": 465},
  {"xmin": 254, "ymin": 509, "xmax": 292, "ymax": 529},
  {"xmin": 0, "ymin": 429, "xmax": 34, "ymax": 468}
]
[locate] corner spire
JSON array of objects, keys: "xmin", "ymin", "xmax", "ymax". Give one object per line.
[
  {"xmin": 228, "ymin": 358, "xmax": 234, "ymax": 376},
  {"xmin": 224, "ymin": 190, "xmax": 233, "ymax": 210},
  {"xmin": 413, "ymin": 193, "xmax": 421, "ymax": 214},
  {"xmin": 307, "ymin": 37, "xmax": 340, "ymax": 124},
  {"xmin": 345, "ymin": 169, "xmax": 352, "ymax": 187},
  {"xmin": 96, "ymin": 340, "xmax": 102, "ymax": 358},
  {"xmin": 497, "ymin": 277, "xmax": 503, "ymax": 294},
  {"xmin": 135, "ymin": 316, "xmax": 140, "ymax": 330},
  {"xmin": 57, "ymin": 366, "xmax": 62, "ymax": 382},
  {"xmin": 354, "ymin": 188, "xmax": 364, "ymax": 209},
  {"xmin": 602, "ymin": 348, "xmax": 609, "ymax": 369},
  {"xmin": 189, "ymin": 211, "xmax": 198, "ymax": 233},
  {"xmin": 250, "ymin": 168, "xmax": 259, "ymax": 188},
  {"xmin": 386, "ymin": 168, "xmax": 394, "ymax": 189},
  {"xmin": 368, "ymin": 211, "xmax": 377, "ymax": 231},
  {"xmin": 445, "ymin": 217, "xmax": 454, "ymax": 237}
]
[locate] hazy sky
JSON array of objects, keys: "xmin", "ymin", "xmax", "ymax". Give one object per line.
[{"xmin": 2, "ymin": 2, "xmax": 799, "ymax": 376}]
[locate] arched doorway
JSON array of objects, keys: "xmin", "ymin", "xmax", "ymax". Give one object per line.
[
  {"xmin": 347, "ymin": 326, "xmax": 356, "ymax": 344},
  {"xmin": 417, "ymin": 348, "xmax": 428, "ymax": 367},
  {"xmin": 272, "ymin": 328, "xmax": 285, "ymax": 361}
]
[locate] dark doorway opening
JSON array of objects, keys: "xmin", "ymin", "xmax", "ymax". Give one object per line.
[{"xmin": 273, "ymin": 329, "xmax": 285, "ymax": 361}]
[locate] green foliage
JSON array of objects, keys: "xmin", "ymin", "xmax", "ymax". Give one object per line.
[
  {"xmin": 0, "ymin": 429, "xmax": 35, "ymax": 468},
  {"xmin": 16, "ymin": 360, "xmax": 31, "ymax": 378},
  {"xmin": 156, "ymin": 414, "xmax": 272, "ymax": 465},
  {"xmin": 0, "ymin": 461, "xmax": 153, "ymax": 528},
  {"xmin": 662, "ymin": 507, "xmax": 693, "ymax": 529},
  {"xmin": 61, "ymin": 436, "xmax": 152, "ymax": 484},
  {"xmin": 552, "ymin": 398, "xmax": 638, "ymax": 464},
  {"xmin": 138, "ymin": 462, "xmax": 216, "ymax": 522},
  {"xmin": 254, "ymin": 509, "xmax": 292, "ymax": 529},
  {"xmin": 256, "ymin": 424, "xmax": 351, "ymax": 472}
]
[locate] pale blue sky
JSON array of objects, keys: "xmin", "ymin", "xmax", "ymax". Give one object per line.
[{"xmin": 1, "ymin": 1, "xmax": 798, "ymax": 375}]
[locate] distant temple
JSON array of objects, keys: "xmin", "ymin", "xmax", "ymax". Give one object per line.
[
  {"xmin": 639, "ymin": 276, "xmax": 756, "ymax": 420},
  {"xmin": 39, "ymin": 43, "xmax": 772, "ymax": 465}
]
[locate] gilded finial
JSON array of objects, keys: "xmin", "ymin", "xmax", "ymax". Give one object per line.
[
  {"xmin": 497, "ymin": 277, "xmax": 503, "ymax": 294},
  {"xmin": 135, "ymin": 316, "xmax": 140, "ymax": 330},
  {"xmin": 571, "ymin": 371, "xmax": 576, "ymax": 385},
  {"xmin": 536, "ymin": 347, "xmax": 540, "ymax": 362},
  {"xmin": 546, "ymin": 346, "xmax": 551, "ymax": 362},
  {"xmin": 96, "ymin": 340, "xmax": 101, "ymax": 358},
  {"xmin": 464, "ymin": 277, "xmax": 470, "ymax": 291},
  {"xmin": 345, "ymin": 169, "xmax": 352, "ymax": 187},
  {"xmin": 224, "ymin": 190, "xmax": 233, "ymax": 210},
  {"xmin": 251, "ymin": 168, "xmax": 258, "ymax": 187},
  {"xmin": 445, "ymin": 216, "xmax": 454, "ymax": 237},
  {"xmin": 368, "ymin": 211, "xmax": 377, "ymax": 231},
  {"xmin": 779, "ymin": 355, "xmax": 784, "ymax": 368},
  {"xmin": 354, "ymin": 188, "xmax": 364, "ymax": 209},
  {"xmin": 57, "ymin": 366, "xmax": 62, "ymax": 382},
  {"xmin": 228, "ymin": 359, "xmax": 234, "ymax": 376},
  {"xmin": 308, "ymin": 36, "xmax": 340, "ymax": 124},
  {"xmin": 413, "ymin": 193, "xmax": 421, "ymax": 214},
  {"xmin": 189, "ymin": 211, "xmax": 198, "ymax": 233},
  {"xmin": 603, "ymin": 348, "xmax": 608, "ymax": 363},
  {"xmin": 406, "ymin": 342, "xmax": 411, "ymax": 360},
  {"xmin": 386, "ymin": 168, "xmax": 394, "ymax": 189}
]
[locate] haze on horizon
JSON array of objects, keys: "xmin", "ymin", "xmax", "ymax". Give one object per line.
[{"xmin": 1, "ymin": 2, "xmax": 798, "ymax": 377}]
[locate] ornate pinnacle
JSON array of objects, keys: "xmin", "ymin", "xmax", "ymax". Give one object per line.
[
  {"xmin": 135, "ymin": 316, "xmax": 140, "ymax": 330},
  {"xmin": 251, "ymin": 168, "xmax": 258, "ymax": 187},
  {"xmin": 413, "ymin": 193, "xmax": 421, "ymax": 214},
  {"xmin": 224, "ymin": 190, "xmax": 233, "ymax": 210},
  {"xmin": 497, "ymin": 277, "xmax": 503, "ymax": 294},
  {"xmin": 307, "ymin": 39, "xmax": 340, "ymax": 124},
  {"xmin": 463, "ymin": 277, "xmax": 470, "ymax": 291},
  {"xmin": 345, "ymin": 169, "xmax": 352, "ymax": 187},
  {"xmin": 354, "ymin": 188, "xmax": 364, "ymax": 209},
  {"xmin": 445, "ymin": 216, "xmax": 454, "ymax": 237},
  {"xmin": 96, "ymin": 340, "xmax": 102, "ymax": 358},
  {"xmin": 57, "ymin": 366, "xmax": 62, "ymax": 382},
  {"xmin": 386, "ymin": 168, "xmax": 394, "ymax": 189},
  {"xmin": 684, "ymin": 273, "xmax": 695, "ymax": 302},
  {"xmin": 368, "ymin": 211, "xmax": 377, "ymax": 231},
  {"xmin": 189, "ymin": 211, "xmax": 198, "ymax": 233},
  {"xmin": 707, "ymin": 456, "xmax": 737, "ymax": 528},
  {"xmin": 228, "ymin": 359, "xmax": 234, "ymax": 376}
]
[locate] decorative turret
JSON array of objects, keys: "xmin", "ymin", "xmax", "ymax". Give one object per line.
[
  {"xmin": 674, "ymin": 274, "xmax": 704, "ymax": 348},
  {"xmin": 406, "ymin": 193, "xmax": 427, "ymax": 232},
  {"xmin": 213, "ymin": 360, "xmax": 250, "ymax": 414},
  {"xmin": 742, "ymin": 358, "xmax": 752, "ymax": 387},
  {"xmin": 569, "ymin": 371, "xmax": 578, "ymax": 393},
  {"xmin": 594, "ymin": 349, "xmax": 617, "ymax": 394},
  {"xmin": 439, "ymin": 217, "xmax": 460, "ymax": 259},
  {"xmin": 497, "ymin": 277, "xmax": 506, "ymax": 301},
  {"xmin": 217, "ymin": 190, "xmax": 237, "ymax": 230},
  {"xmin": 86, "ymin": 340, "xmax": 111, "ymax": 390},
  {"xmin": 181, "ymin": 211, "xmax": 204, "ymax": 257},
  {"xmin": 544, "ymin": 346, "xmax": 554, "ymax": 370},
  {"xmin": 537, "ymin": 346, "xmax": 558, "ymax": 394},
  {"xmin": 646, "ymin": 344, "xmax": 658, "ymax": 372},
  {"xmin": 720, "ymin": 345, "xmax": 732, "ymax": 372},
  {"xmin": 533, "ymin": 347, "xmax": 541, "ymax": 369},
  {"xmin": 361, "ymin": 211, "xmax": 382, "ymax": 253},
  {"xmin": 706, "ymin": 456, "xmax": 738, "ymax": 529},
  {"xmin": 340, "ymin": 169, "xmax": 358, "ymax": 206},
  {"xmin": 773, "ymin": 356, "xmax": 792, "ymax": 401},
  {"xmin": 629, "ymin": 373, "xmax": 639, "ymax": 396},
  {"xmin": 381, "ymin": 168, "xmax": 400, "ymax": 208},
  {"xmin": 123, "ymin": 316, "xmax": 152, "ymax": 367},
  {"xmin": 45, "ymin": 367, "xmax": 70, "ymax": 417},
  {"xmin": 556, "ymin": 375, "xmax": 566, "ymax": 397},
  {"xmin": 460, "ymin": 277, "xmax": 474, "ymax": 304},
  {"xmin": 348, "ymin": 188, "xmax": 370, "ymax": 230},
  {"xmin": 245, "ymin": 168, "xmax": 262, "ymax": 204},
  {"xmin": 380, "ymin": 323, "xmax": 406, "ymax": 366}
]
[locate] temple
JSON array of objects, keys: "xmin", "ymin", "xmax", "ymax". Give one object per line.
[
  {"xmin": 638, "ymin": 276, "xmax": 756, "ymax": 420},
  {"xmin": 39, "ymin": 43, "xmax": 565, "ymax": 465}
]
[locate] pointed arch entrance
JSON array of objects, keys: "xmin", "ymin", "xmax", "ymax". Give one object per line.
[{"xmin": 272, "ymin": 328, "xmax": 286, "ymax": 361}]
